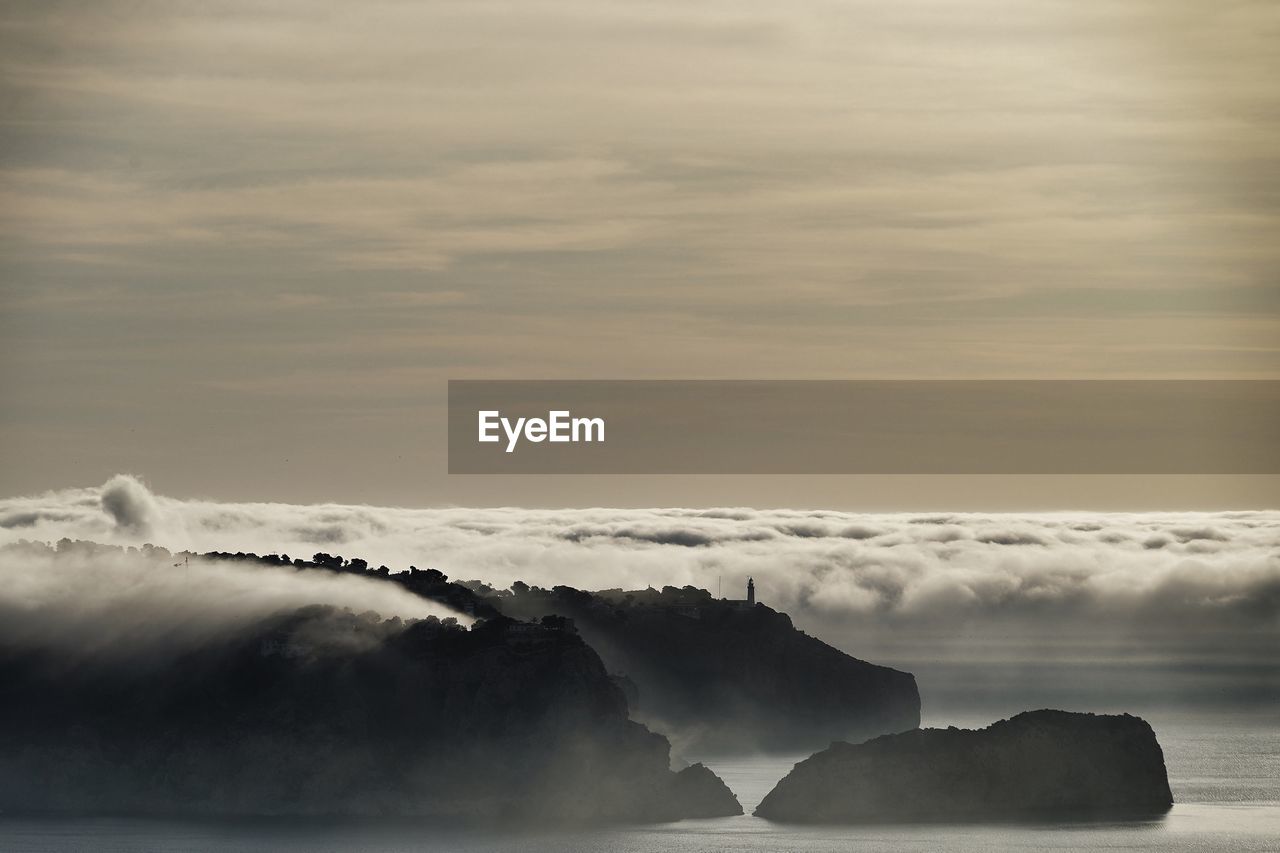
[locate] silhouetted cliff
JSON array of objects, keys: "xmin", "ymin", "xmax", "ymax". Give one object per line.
[
  {"xmin": 186, "ymin": 552, "xmax": 919, "ymax": 753},
  {"xmin": 0, "ymin": 599, "xmax": 740, "ymax": 822},
  {"xmin": 489, "ymin": 584, "xmax": 921, "ymax": 753},
  {"xmin": 755, "ymin": 710, "xmax": 1173, "ymax": 822}
]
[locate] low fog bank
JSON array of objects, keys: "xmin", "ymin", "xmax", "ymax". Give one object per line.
[
  {"xmin": 2, "ymin": 476, "xmax": 1277, "ymax": 708},
  {"xmin": 0, "ymin": 538, "xmax": 467, "ymax": 659}
]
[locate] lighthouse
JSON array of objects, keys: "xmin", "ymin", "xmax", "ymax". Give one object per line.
[{"xmin": 747, "ymin": 577, "xmax": 755, "ymax": 606}]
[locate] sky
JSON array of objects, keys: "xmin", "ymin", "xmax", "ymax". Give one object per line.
[{"xmin": 1, "ymin": 1, "xmax": 1277, "ymax": 507}]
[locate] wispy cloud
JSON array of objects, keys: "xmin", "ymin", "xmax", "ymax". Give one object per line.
[{"xmin": 2, "ymin": 0, "xmax": 1277, "ymax": 508}]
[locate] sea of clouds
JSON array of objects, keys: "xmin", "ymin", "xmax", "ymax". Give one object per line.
[{"xmin": 2, "ymin": 475, "xmax": 1277, "ymax": 710}]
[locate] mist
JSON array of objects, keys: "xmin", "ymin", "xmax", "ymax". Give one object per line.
[
  {"xmin": 1, "ymin": 475, "xmax": 1276, "ymax": 711},
  {"xmin": 0, "ymin": 537, "xmax": 467, "ymax": 660}
]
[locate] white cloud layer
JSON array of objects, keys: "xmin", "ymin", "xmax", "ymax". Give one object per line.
[
  {"xmin": 0, "ymin": 477, "xmax": 470, "ymax": 658},
  {"xmin": 2, "ymin": 476, "xmax": 1276, "ymax": 674}
]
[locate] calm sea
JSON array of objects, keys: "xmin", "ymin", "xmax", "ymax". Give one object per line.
[{"xmin": 1, "ymin": 708, "xmax": 1276, "ymax": 853}]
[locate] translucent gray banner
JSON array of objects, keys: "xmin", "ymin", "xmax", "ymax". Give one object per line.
[{"xmin": 448, "ymin": 380, "xmax": 1280, "ymax": 474}]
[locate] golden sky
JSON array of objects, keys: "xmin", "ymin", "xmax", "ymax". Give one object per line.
[{"xmin": 1, "ymin": 1, "xmax": 1276, "ymax": 506}]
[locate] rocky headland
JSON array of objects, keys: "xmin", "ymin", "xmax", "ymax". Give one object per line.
[
  {"xmin": 0, "ymin": 546, "xmax": 742, "ymax": 823},
  {"xmin": 478, "ymin": 582, "xmax": 921, "ymax": 753},
  {"xmin": 197, "ymin": 550, "xmax": 922, "ymax": 754}
]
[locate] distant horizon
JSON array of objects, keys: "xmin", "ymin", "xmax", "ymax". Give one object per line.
[{"xmin": 7, "ymin": 471, "xmax": 1280, "ymax": 514}]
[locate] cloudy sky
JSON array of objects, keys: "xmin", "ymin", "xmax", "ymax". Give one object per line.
[{"xmin": 1, "ymin": 1, "xmax": 1277, "ymax": 507}]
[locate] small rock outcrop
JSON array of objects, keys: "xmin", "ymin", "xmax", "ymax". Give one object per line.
[
  {"xmin": 664, "ymin": 763, "xmax": 745, "ymax": 818},
  {"xmin": 755, "ymin": 710, "xmax": 1173, "ymax": 823}
]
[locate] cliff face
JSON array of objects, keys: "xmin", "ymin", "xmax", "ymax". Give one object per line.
[
  {"xmin": 755, "ymin": 709, "xmax": 1174, "ymax": 823},
  {"xmin": 492, "ymin": 585, "xmax": 921, "ymax": 753},
  {"xmin": 0, "ymin": 605, "xmax": 740, "ymax": 823},
  {"xmin": 186, "ymin": 552, "xmax": 919, "ymax": 754}
]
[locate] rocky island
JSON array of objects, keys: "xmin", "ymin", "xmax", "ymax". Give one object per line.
[{"xmin": 755, "ymin": 710, "xmax": 1174, "ymax": 822}]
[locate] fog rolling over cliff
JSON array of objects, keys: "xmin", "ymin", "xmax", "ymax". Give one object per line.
[
  {"xmin": 0, "ymin": 538, "xmax": 466, "ymax": 658},
  {"xmin": 0, "ymin": 542, "xmax": 740, "ymax": 822},
  {"xmin": 131, "ymin": 548, "xmax": 921, "ymax": 756},
  {"xmin": 3, "ymin": 477, "xmax": 1276, "ymax": 714}
]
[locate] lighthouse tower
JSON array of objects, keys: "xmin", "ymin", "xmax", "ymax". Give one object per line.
[{"xmin": 747, "ymin": 577, "xmax": 756, "ymax": 606}]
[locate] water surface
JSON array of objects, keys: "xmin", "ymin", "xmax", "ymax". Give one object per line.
[{"xmin": 3, "ymin": 710, "xmax": 1275, "ymax": 852}]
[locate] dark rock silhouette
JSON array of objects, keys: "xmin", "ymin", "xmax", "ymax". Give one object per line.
[
  {"xmin": 666, "ymin": 763, "xmax": 744, "ymax": 818},
  {"xmin": 755, "ymin": 710, "xmax": 1174, "ymax": 823},
  {"xmin": 0, "ymin": 591, "xmax": 739, "ymax": 822},
  {"xmin": 490, "ymin": 583, "xmax": 920, "ymax": 753},
  {"xmin": 183, "ymin": 550, "xmax": 920, "ymax": 754}
]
